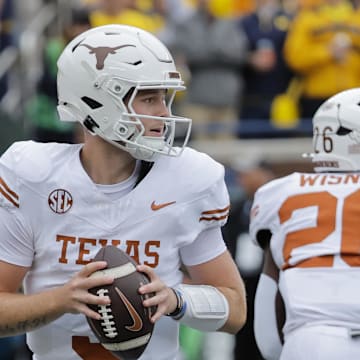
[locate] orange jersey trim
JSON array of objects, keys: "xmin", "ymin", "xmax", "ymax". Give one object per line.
[
  {"xmin": 0, "ymin": 177, "xmax": 19, "ymax": 208},
  {"xmin": 199, "ymin": 205, "xmax": 230, "ymax": 222}
]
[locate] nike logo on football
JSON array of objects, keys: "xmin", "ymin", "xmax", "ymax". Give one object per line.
[
  {"xmin": 115, "ymin": 287, "xmax": 143, "ymax": 332},
  {"xmin": 151, "ymin": 200, "xmax": 176, "ymax": 211}
]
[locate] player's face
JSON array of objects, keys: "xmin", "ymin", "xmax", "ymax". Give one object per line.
[{"xmin": 131, "ymin": 89, "xmax": 169, "ymax": 137}]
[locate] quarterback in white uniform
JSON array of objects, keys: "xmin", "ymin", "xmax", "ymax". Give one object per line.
[
  {"xmin": 250, "ymin": 88, "xmax": 360, "ymax": 360},
  {"xmin": 0, "ymin": 25, "xmax": 246, "ymax": 360}
]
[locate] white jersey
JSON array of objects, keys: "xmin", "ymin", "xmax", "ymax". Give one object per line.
[
  {"xmin": 0, "ymin": 141, "xmax": 229, "ymax": 360},
  {"xmin": 250, "ymin": 172, "xmax": 360, "ymax": 339}
]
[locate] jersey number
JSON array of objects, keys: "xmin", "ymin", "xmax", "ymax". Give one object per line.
[{"xmin": 279, "ymin": 190, "xmax": 360, "ymax": 269}]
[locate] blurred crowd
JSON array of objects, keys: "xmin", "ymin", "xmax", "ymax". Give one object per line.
[
  {"xmin": 3, "ymin": 0, "xmax": 360, "ymax": 144},
  {"xmin": 1, "ymin": 0, "xmax": 360, "ymax": 359}
]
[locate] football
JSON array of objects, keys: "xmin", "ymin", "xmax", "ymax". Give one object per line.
[{"xmin": 87, "ymin": 245, "xmax": 156, "ymax": 360}]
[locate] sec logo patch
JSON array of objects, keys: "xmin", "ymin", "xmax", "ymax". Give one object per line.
[{"xmin": 48, "ymin": 189, "xmax": 73, "ymax": 214}]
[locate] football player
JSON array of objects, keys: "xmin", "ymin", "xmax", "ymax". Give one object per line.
[
  {"xmin": 0, "ymin": 25, "xmax": 246, "ymax": 359},
  {"xmin": 251, "ymin": 88, "xmax": 360, "ymax": 359}
]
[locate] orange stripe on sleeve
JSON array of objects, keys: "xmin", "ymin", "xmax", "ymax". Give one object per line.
[
  {"xmin": 0, "ymin": 177, "xmax": 19, "ymax": 199},
  {"xmin": 0, "ymin": 177, "xmax": 20, "ymax": 208},
  {"xmin": 201, "ymin": 205, "xmax": 230, "ymax": 215},
  {"xmin": 199, "ymin": 204, "xmax": 230, "ymax": 222},
  {"xmin": 199, "ymin": 214, "xmax": 229, "ymax": 222}
]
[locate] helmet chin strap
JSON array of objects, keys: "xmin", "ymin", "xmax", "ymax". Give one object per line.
[
  {"xmin": 126, "ymin": 136, "xmax": 165, "ymax": 161},
  {"xmin": 94, "ymin": 119, "xmax": 169, "ymax": 161}
]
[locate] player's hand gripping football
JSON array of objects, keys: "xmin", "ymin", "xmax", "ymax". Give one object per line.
[
  {"xmin": 57, "ymin": 261, "xmax": 114, "ymax": 320},
  {"xmin": 137, "ymin": 264, "xmax": 178, "ymax": 323}
]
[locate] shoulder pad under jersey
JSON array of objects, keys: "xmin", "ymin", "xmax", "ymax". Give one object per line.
[
  {"xmin": 0, "ymin": 140, "xmax": 77, "ymax": 183},
  {"xmin": 0, "ymin": 141, "xmax": 77, "ymax": 208},
  {"xmin": 158, "ymin": 147, "xmax": 230, "ymax": 228},
  {"xmin": 249, "ymin": 173, "xmax": 297, "ymax": 246},
  {"xmin": 156, "ymin": 147, "xmax": 225, "ymax": 195},
  {"xmin": 0, "ymin": 165, "xmax": 20, "ymax": 209}
]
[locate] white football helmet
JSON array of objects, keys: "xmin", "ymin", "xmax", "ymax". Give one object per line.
[
  {"xmin": 57, "ymin": 24, "xmax": 192, "ymax": 161},
  {"xmin": 311, "ymin": 88, "xmax": 360, "ymax": 172}
]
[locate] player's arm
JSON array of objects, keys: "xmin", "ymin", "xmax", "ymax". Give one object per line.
[
  {"xmin": 138, "ymin": 250, "xmax": 246, "ymax": 334},
  {"xmin": 184, "ymin": 249, "xmax": 246, "ymax": 334},
  {"xmin": 0, "ymin": 207, "xmax": 115, "ymax": 337},
  {"xmin": 138, "ymin": 166, "xmax": 246, "ymax": 333},
  {"xmin": 254, "ymin": 233, "xmax": 284, "ymax": 360},
  {"xmin": 0, "ymin": 170, "xmax": 117, "ymax": 337},
  {"xmin": 0, "ymin": 259, "xmax": 114, "ymax": 337},
  {"xmin": 138, "ymin": 226, "xmax": 246, "ymax": 334}
]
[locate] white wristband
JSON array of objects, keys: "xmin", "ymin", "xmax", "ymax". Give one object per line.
[{"xmin": 173, "ymin": 284, "xmax": 229, "ymax": 332}]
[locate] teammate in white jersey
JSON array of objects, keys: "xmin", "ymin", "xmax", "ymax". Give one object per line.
[
  {"xmin": 250, "ymin": 88, "xmax": 360, "ymax": 360},
  {"xmin": 0, "ymin": 25, "xmax": 246, "ymax": 360}
]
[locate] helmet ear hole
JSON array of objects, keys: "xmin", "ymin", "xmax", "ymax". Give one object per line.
[
  {"xmin": 83, "ymin": 116, "xmax": 100, "ymax": 132},
  {"xmin": 336, "ymin": 126, "xmax": 352, "ymax": 136},
  {"xmin": 81, "ymin": 96, "xmax": 103, "ymax": 110}
]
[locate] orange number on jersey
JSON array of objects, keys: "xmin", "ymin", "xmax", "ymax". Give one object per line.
[
  {"xmin": 342, "ymin": 190, "xmax": 360, "ymax": 266},
  {"xmin": 279, "ymin": 190, "xmax": 360, "ymax": 269},
  {"xmin": 72, "ymin": 336, "xmax": 119, "ymax": 360}
]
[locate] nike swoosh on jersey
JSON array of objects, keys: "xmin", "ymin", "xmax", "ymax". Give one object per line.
[
  {"xmin": 115, "ymin": 287, "xmax": 143, "ymax": 332},
  {"xmin": 151, "ymin": 200, "xmax": 176, "ymax": 211}
]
